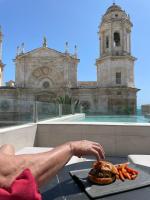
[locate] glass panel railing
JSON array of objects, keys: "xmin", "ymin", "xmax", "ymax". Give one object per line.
[
  {"xmin": 16, "ymin": 99, "xmax": 34, "ymax": 123},
  {"xmin": 0, "ymin": 98, "xmax": 34, "ymax": 127},
  {"xmin": 74, "ymin": 104, "xmax": 81, "ymax": 114},
  {"xmin": 36, "ymin": 102, "xmax": 59, "ymax": 121},
  {"xmin": 62, "ymin": 104, "xmax": 72, "ymax": 115},
  {"xmin": 0, "ymin": 98, "xmax": 82, "ymax": 127},
  {"xmin": 136, "ymin": 106, "xmax": 142, "ymax": 116}
]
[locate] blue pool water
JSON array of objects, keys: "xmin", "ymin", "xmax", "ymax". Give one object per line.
[{"xmin": 74, "ymin": 115, "xmax": 150, "ymax": 123}]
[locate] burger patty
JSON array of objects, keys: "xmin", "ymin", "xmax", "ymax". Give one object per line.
[{"xmin": 89, "ymin": 168, "xmax": 114, "ymax": 178}]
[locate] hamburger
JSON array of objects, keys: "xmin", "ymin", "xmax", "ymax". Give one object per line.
[{"xmin": 88, "ymin": 161, "xmax": 118, "ymax": 185}]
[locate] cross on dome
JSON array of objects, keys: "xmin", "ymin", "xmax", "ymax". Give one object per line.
[{"xmin": 43, "ymin": 36, "xmax": 47, "ymax": 47}]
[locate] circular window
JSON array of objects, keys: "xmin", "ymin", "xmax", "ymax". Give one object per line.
[
  {"xmin": 43, "ymin": 81, "xmax": 50, "ymax": 89},
  {"xmin": 81, "ymin": 101, "xmax": 90, "ymax": 112},
  {"xmin": 0, "ymin": 100, "xmax": 10, "ymax": 111}
]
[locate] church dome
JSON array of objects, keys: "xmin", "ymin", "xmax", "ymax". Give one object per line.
[
  {"xmin": 100, "ymin": 3, "xmax": 132, "ymax": 26},
  {"xmin": 105, "ymin": 3, "xmax": 122, "ymax": 14}
]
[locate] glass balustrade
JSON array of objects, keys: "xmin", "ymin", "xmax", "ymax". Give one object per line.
[{"xmin": 0, "ymin": 98, "xmax": 81, "ymax": 127}]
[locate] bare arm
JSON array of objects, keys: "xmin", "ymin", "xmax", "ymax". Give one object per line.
[{"xmin": 0, "ymin": 140, "xmax": 105, "ymax": 188}]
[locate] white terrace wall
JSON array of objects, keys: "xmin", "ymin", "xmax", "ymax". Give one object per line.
[
  {"xmin": 36, "ymin": 123, "xmax": 150, "ymax": 157},
  {"xmin": 0, "ymin": 122, "xmax": 150, "ymax": 156},
  {"xmin": 0, "ymin": 124, "xmax": 37, "ymax": 151}
]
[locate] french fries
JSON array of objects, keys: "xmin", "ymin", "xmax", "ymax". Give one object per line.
[{"xmin": 115, "ymin": 163, "xmax": 139, "ymax": 181}]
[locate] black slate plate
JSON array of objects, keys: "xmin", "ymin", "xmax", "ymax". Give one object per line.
[{"xmin": 70, "ymin": 163, "xmax": 150, "ymax": 199}]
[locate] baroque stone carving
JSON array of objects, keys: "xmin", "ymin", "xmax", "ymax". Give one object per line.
[{"xmin": 32, "ymin": 67, "xmax": 52, "ymax": 78}]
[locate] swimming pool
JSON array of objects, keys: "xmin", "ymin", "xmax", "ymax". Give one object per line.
[{"xmin": 71, "ymin": 115, "xmax": 150, "ymax": 123}]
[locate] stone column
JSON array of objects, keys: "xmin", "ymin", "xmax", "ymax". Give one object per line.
[
  {"xmin": 0, "ymin": 27, "xmax": 4, "ymax": 86},
  {"xmin": 0, "ymin": 27, "xmax": 2, "ymax": 61}
]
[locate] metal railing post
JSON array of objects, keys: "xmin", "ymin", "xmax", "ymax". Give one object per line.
[
  {"xmin": 33, "ymin": 101, "xmax": 38, "ymax": 123},
  {"xmin": 59, "ymin": 104, "xmax": 62, "ymax": 117},
  {"xmin": 80, "ymin": 105, "xmax": 83, "ymax": 113},
  {"xmin": 71, "ymin": 104, "xmax": 75, "ymax": 114}
]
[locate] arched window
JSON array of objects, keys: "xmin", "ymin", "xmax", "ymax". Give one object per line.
[
  {"xmin": 114, "ymin": 32, "xmax": 120, "ymax": 47},
  {"xmin": 106, "ymin": 36, "xmax": 109, "ymax": 48},
  {"xmin": 116, "ymin": 72, "xmax": 121, "ymax": 84}
]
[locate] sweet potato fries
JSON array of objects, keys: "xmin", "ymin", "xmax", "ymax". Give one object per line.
[{"xmin": 115, "ymin": 163, "xmax": 139, "ymax": 181}]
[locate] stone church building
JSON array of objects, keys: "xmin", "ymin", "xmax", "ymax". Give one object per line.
[{"xmin": 0, "ymin": 3, "xmax": 139, "ymax": 114}]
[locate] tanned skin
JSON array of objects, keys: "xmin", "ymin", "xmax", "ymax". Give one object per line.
[{"xmin": 0, "ymin": 141, "xmax": 105, "ymax": 188}]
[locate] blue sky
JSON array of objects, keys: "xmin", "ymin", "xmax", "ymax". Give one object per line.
[{"xmin": 0, "ymin": 0, "xmax": 150, "ymax": 106}]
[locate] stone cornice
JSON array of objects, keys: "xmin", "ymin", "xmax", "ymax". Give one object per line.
[
  {"xmin": 96, "ymin": 55, "xmax": 137, "ymax": 65},
  {"xmin": 14, "ymin": 47, "xmax": 80, "ymax": 62},
  {"xmin": 100, "ymin": 18, "xmax": 133, "ymax": 29},
  {"xmin": 71, "ymin": 86, "xmax": 140, "ymax": 92}
]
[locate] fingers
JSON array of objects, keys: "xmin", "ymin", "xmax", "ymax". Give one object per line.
[
  {"xmin": 99, "ymin": 144, "xmax": 105, "ymax": 159},
  {"xmin": 88, "ymin": 141, "xmax": 105, "ymax": 160},
  {"xmin": 71, "ymin": 140, "xmax": 105, "ymax": 161},
  {"xmin": 93, "ymin": 145, "xmax": 105, "ymax": 160},
  {"xmin": 90, "ymin": 148, "xmax": 101, "ymax": 161}
]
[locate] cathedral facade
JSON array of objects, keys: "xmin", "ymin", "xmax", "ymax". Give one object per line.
[{"xmin": 0, "ymin": 4, "xmax": 139, "ymax": 114}]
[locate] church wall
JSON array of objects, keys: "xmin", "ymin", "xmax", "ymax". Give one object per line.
[
  {"xmin": 0, "ymin": 86, "xmax": 137, "ymax": 116},
  {"xmin": 16, "ymin": 57, "xmax": 64, "ymax": 89},
  {"xmin": 15, "ymin": 49, "xmax": 78, "ymax": 90},
  {"xmin": 15, "ymin": 60, "xmax": 24, "ymax": 87},
  {"xmin": 72, "ymin": 87, "xmax": 137, "ymax": 114},
  {"xmin": 0, "ymin": 67, "xmax": 2, "ymax": 86},
  {"xmin": 67, "ymin": 59, "xmax": 78, "ymax": 88},
  {"xmin": 63, "ymin": 57, "xmax": 78, "ymax": 88},
  {"xmin": 72, "ymin": 88, "xmax": 109, "ymax": 114},
  {"xmin": 97, "ymin": 56, "xmax": 135, "ymax": 88}
]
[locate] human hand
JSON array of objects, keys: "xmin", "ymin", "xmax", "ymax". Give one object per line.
[{"xmin": 69, "ymin": 140, "xmax": 105, "ymax": 160}]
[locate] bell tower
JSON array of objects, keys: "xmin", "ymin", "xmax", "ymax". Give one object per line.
[
  {"xmin": 0, "ymin": 26, "xmax": 4, "ymax": 86},
  {"xmin": 96, "ymin": 3, "xmax": 139, "ymax": 114},
  {"xmin": 96, "ymin": 3, "xmax": 135, "ymax": 88}
]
